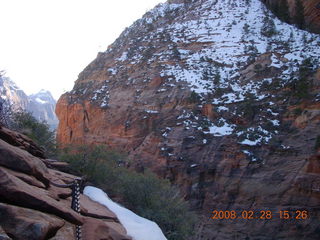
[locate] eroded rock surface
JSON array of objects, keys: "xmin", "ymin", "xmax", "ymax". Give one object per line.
[{"xmin": 0, "ymin": 126, "xmax": 132, "ymax": 240}]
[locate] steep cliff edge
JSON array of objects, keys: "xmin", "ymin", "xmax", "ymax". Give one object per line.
[
  {"xmin": 0, "ymin": 125, "xmax": 131, "ymax": 240},
  {"xmin": 56, "ymin": 0, "xmax": 320, "ymax": 239}
]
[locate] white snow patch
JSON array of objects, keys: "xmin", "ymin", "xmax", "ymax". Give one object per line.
[
  {"xmin": 217, "ymin": 106, "xmax": 229, "ymax": 112},
  {"xmin": 108, "ymin": 68, "xmax": 117, "ymax": 75},
  {"xmin": 35, "ymin": 98, "xmax": 47, "ymax": 104},
  {"xmin": 270, "ymin": 119, "xmax": 280, "ymax": 126},
  {"xmin": 117, "ymin": 52, "xmax": 128, "ymax": 61},
  {"xmin": 84, "ymin": 186, "xmax": 167, "ymax": 240},
  {"xmin": 270, "ymin": 54, "xmax": 282, "ymax": 68},
  {"xmin": 145, "ymin": 110, "xmax": 159, "ymax": 114},
  {"xmin": 204, "ymin": 119, "xmax": 234, "ymax": 136},
  {"xmin": 242, "ymin": 150, "xmax": 258, "ymax": 162},
  {"xmin": 240, "ymin": 139, "xmax": 259, "ymax": 146}
]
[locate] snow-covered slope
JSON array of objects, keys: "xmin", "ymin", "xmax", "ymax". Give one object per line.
[
  {"xmin": 88, "ymin": 0, "xmax": 319, "ymax": 150},
  {"xmin": 28, "ymin": 89, "xmax": 58, "ymax": 129},
  {"xmin": 111, "ymin": 0, "xmax": 319, "ymax": 96}
]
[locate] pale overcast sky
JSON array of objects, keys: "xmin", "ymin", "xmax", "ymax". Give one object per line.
[{"xmin": 0, "ymin": 0, "xmax": 165, "ymax": 99}]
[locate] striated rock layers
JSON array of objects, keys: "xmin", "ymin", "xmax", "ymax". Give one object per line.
[
  {"xmin": 0, "ymin": 125, "xmax": 131, "ymax": 240},
  {"xmin": 56, "ymin": 0, "xmax": 320, "ymax": 239}
]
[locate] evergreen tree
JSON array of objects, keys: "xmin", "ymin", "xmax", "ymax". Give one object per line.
[
  {"xmin": 243, "ymin": 23, "xmax": 250, "ymax": 35},
  {"xmin": 294, "ymin": 0, "xmax": 305, "ymax": 29},
  {"xmin": 12, "ymin": 111, "xmax": 57, "ymax": 157},
  {"xmin": 261, "ymin": 16, "xmax": 277, "ymax": 37},
  {"xmin": 0, "ymin": 98, "xmax": 13, "ymax": 127},
  {"xmin": 213, "ymin": 68, "xmax": 221, "ymax": 85}
]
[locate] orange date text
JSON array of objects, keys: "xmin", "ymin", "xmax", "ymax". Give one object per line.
[{"xmin": 210, "ymin": 210, "xmax": 309, "ymax": 220}]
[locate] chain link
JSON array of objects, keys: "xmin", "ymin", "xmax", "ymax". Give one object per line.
[{"xmin": 50, "ymin": 178, "xmax": 83, "ymax": 240}]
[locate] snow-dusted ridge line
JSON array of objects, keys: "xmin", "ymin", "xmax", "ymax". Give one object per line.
[
  {"xmin": 84, "ymin": 186, "xmax": 167, "ymax": 240},
  {"xmin": 83, "ymin": 0, "xmax": 319, "ymax": 159},
  {"xmin": 107, "ymin": 0, "xmax": 319, "ymax": 99}
]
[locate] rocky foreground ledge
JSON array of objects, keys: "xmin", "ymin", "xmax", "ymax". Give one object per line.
[{"xmin": 0, "ymin": 125, "xmax": 131, "ymax": 240}]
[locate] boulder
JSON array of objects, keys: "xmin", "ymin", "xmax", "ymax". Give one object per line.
[
  {"xmin": 0, "ymin": 139, "xmax": 49, "ymax": 185},
  {"xmin": 80, "ymin": 194, "xmax": 118, "ymax": 221},
  {"xmin": 48, "ymin": 223, "xmax": 75, "ymax": 240},
  {"xmin": 81, "ymin": 218, "xmax": 132, "ymax": 240},
  {"xmin": 0, "ymin": 126, "xmax": 136, "ymax": 240},
  {"xmin": 0, "ymin": 126, "xmax": 45, "ymax": 158},
  {"xmin": 0, "ymin": 167, "xmax": 83, "ymax": 225},
  {"xmin": 0, "ymin": 203, "xmax": 64, "ymax": 240}
]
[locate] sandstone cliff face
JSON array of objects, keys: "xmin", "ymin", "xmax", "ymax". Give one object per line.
[
  {"xmin": 56, "ymin": 0, "xmax": 320, "ymax": 239},
  {"xmin": 262, "ymin": 0, "xmax": 320, "ymax": 33},
  {"xmin": 0, "ymin": 126, "xmax": 131, "ymax": 240}
]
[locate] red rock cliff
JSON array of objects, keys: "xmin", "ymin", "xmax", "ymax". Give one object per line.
[{"xmin": 56, "ymin": 0, "xmax": 320, "ymax": 239}]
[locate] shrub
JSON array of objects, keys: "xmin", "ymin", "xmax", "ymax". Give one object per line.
[
  {"xmin": 293, "ymin": 108, "xmax": 303, "ymax": 116},
  {"xmin": 0, "ymin": 98, "xmax": 13, "ymax": 127},
  {"xmin": 11, "ymin": 111, "xmax": 56, "ymax": 157},
  {"xmin": 261, "ymin": 16, "xmax": 277, "ymax": 37},
  {"xmin": 243, "ymin": 23, "xmax": 250, "ymax": 35},
  {"xmin": 254, "ymin": 63, "xmax": 263, "ymax": 74},
  {"xmin": 188, "ymin": 91, "xmax": 201, "ymax": 103},
  {"xmin": 290, "ymin": 58, "xmax": 315, "ymax": 99},
  {"xmin": 59, "ymin": 145, "xmax": 197, "ymax": 240}
]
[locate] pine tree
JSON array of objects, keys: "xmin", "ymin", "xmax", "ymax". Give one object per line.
[
  {"xmin": 294, "ymin": 0, "xmax": 305, "ymax": 29},
  {"xmin": 261, "ymin": 16, "xmax": 277, "ymax": 37}
]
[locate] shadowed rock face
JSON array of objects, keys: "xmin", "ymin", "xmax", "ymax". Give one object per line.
[
  {"xmin": 56, "ymin": 0, "xmax": 320, "ymax": 239},
  {"xmin": 0, "ymin": 126, "xmax": 132, "ymax": 240},
  {"xmin": 262, "ymin": 0, "xmax": 320, "ymax": 33}
]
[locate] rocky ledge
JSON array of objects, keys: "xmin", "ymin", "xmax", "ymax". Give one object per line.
[{"xmin": 0, "ymin": 125, "xmax": 131, "ymax": 240}]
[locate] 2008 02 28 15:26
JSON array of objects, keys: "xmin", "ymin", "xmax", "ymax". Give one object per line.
[{"xmin": 211, "ymin": 210, "xmax": 308, "ymax": 220}]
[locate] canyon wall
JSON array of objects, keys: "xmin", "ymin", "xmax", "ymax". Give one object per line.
[{"xmin": 56, "ymin": 0, "xmax": 320, "ymax": 239}]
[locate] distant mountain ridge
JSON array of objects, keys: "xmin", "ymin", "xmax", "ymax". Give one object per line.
[
  {"xmin": 0, "ymin": 75, "xmax": 58, "ymax": 129},
  {"xmin": 28, "ymin": 89, "xmax": 58, "ymax": 129}
]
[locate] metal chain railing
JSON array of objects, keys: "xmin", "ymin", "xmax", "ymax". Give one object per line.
[{"xmin": 50, "ymin": 178, "xmax": 83, "ymax": 240}]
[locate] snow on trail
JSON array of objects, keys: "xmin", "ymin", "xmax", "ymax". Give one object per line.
[{"xmin": 84, "ymin": 186, "xmax": 167, "ymax": 240}]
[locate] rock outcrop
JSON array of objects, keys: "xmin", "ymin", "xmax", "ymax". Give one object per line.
[
  {"xmin": 56, "ymin": 0, "xmax": 320, "ymax": 239},
  {"xmin": 0, "ymin": 125, "xmax": 131, "ymax": 240}
]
